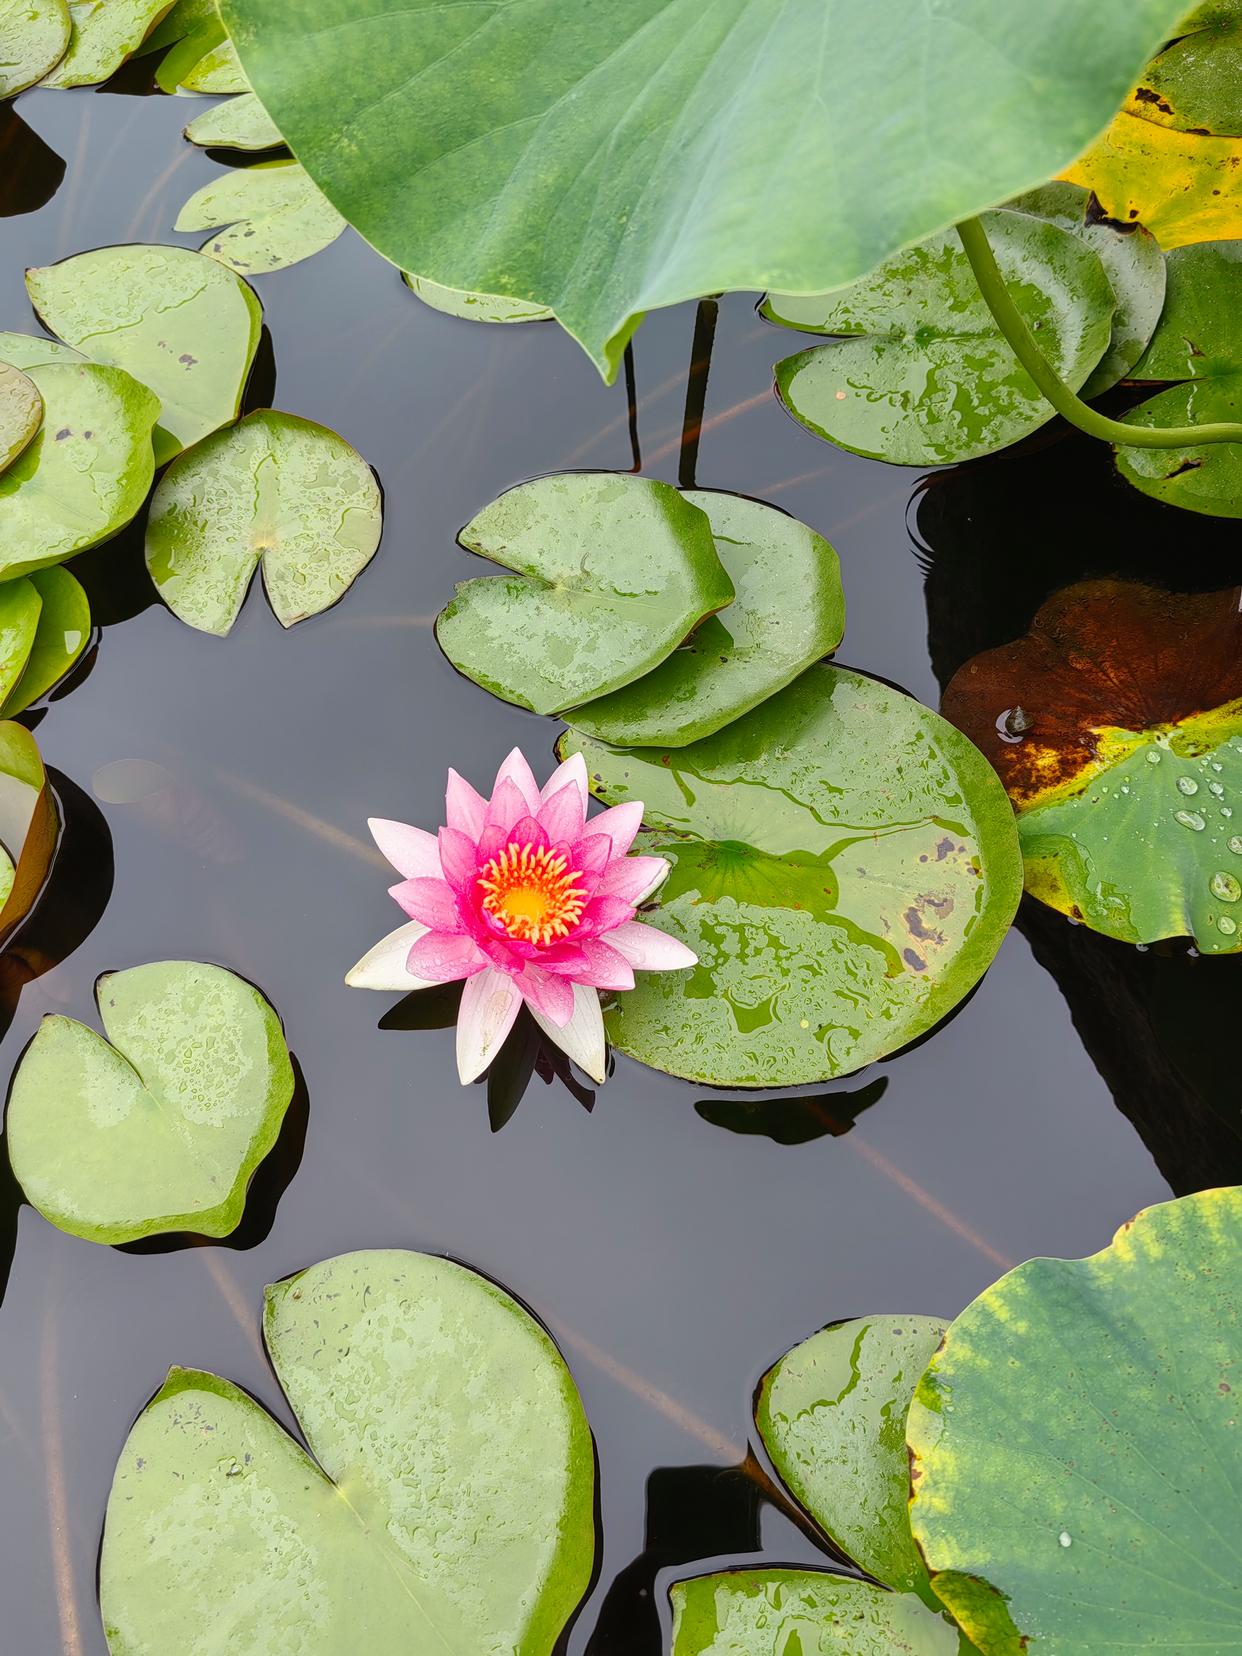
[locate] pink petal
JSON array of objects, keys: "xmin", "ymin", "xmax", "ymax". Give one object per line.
[
  {"xmin": 605, "ymin": 919, "xmax": 698, "ymax": 971},
  {"xmin": 456, "ymin": 966, "xmax": 522, "ymax": 1083},
  {"xmin": 515, "ymin": 964, "xmax": 575, "ymax": 1028},
  {"xmin": 475, "ymin": 821, "xmax": 513, "ymax": 866},
  {"xmin": 345, "ymin": 921, "xmax": 434, "ymax": 991},
  {"xmin": 527, "ymin": 982, "xmax": 606, "ymax": 1083},
  {"xmin": 508, "ymin": 815, "xmax": 549, "ymax": 853},
  {"xmin": 438, "ymin": 826, "xmax": 479, "ymax": 894},
  {"xmin": 537, "ymin": 944, "xmax": 591, "ymax": 976},
  {"xmin": 445, "ymin": 768, "xmax": 486, "ymax": 839},
  {"xmin": 577, "ymin": 894, "xmax": 636, "ymax": 937},
  {"xmin": 582, "ymin": 800, "xmax": 643, "ymax": 857},
  {"xmin": 539, "ymin": 750, "xmax": 588, "ymax": 811},
  {"xmin": 572, "ymin": 834, "xmax": 613, "ymax": 879},
  {"xmin": 407, "ymin": 930, "xmax": 487, "ymax": 982},
  {"xmin": 597, "ymin": 855, "xmax": 669, "ymax": 904},
  {"xmin": 575, "ymin": 938, "xmax": 636, "ymax": 991},
  {"xmin": 368, "ymin": 818, "xmax": 441, "ymax": 880},
  {"xmin": 390, "ymin": 877, "xmax": 462, "ymax": 930},
  {"xmin": 493, "ymin": 747, "xmax": 540, "ymax": 813},
  {"xmin": 484, "ymin": 777, "xmax": 531, "ymax": 835},
  {"xmin": 536, "ymin": 780, "xmax": 586, "ymax": 845}
]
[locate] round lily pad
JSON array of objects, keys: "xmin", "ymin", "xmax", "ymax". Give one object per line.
[
  {"xmin": 145, "ymin": 409, "xmax": 382, "ymax": 634},
  {"xmin": 562, "ymin": 663, "xmax": 1023, "ymax": 1086},
  {"xmin": 2, "ymin": 565, "xmax": 91, "ymax": 714},
  {"xmin": 40, "ymin": 0, "xmax": 176, "ymax": 88},
  {"xmin": 670, "ymin": 1570, "xmax": 960, "ymax": 1656},
  {"xmin": 438, "ymin": 472, "xmax": 736, "ymax": 715},
  {"xmin": 100, "ymin": 1250, "xmax": 596, "ymax": 1652},
  {"xmin": 7, "ymin": 959, "xmax": 295, "ymax": 1243},
  {"xmin": 402, "ymin": 272, "xmax": 554, "ymax": 324},
  {"xmin": 908, "ymin": 1188, "xmax": 1242, "ymax": 1654},
  {"xmin": 0, "ymin": 362, "xmax": 42, "ymax": 474},
  {"xmin": 176, "ymin": 158, "xmax": 346, "ymax": 275},
  {"xmin": 0, "ymin": 719, "xmax": 58, "ymax": 947},
  {"xmin": 183, "ymin": 91, "xmax": 283, "ymax": 150},
  {"xmin": 26, "ymin": 244, "xmax": 263, "ymax": 464},
  {"xmin": 767, "ymin": 209, "xmax": 1115, "ymax": 465},
  {"xmin": 567, "ymin": 490, "xmax": 844, "ymax": 747},
  {"xmin": 941, "ymin": 580, "xmax": 1242, "ymax": 952},
  {"xmin": 0, "ymin": 359, "xmax": 160, "ymax": 580},
  {"xmin": 0, "ymin": 0, "xmax": 70, "ymax": 99},
  {"xmin": 1133, "ymin": 0, "xmax": 1242, "ymax": 136}
]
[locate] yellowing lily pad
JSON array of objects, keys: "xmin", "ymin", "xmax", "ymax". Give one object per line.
[
  {"xmin": 40, "ymin": 0, "xmax": 174, "ymax": 88},
  {"xmin": 176, "ymin": 158, "xmax": 345, "ymax": 275},
  {"xmin": 402, "ymin": 272, "xmax": 554, "ymax": 324},
  {"xmin": 184, "ymin": 90, "xmax": 282, "ymax": 150},
  {"xmin": 0, "ymin": 361, "xmax": 41, "ymax": 473},
  {"xmin": 0, "ymin": 0, "xmax": 71, "ymax": 97},
  {"xmin": 1062, "ymin": 112, "xmax": 1242, "ymax": 247}
]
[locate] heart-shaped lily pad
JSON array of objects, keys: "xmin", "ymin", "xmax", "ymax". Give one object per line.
[
  {"xmin": 0, "ymin": 361, "xmax": 41, "ymax": 473},
  {"xmin": 0, "ymin": 0, "xmax": 70, "ymax": 97},
  {"xmin": 145, "ymin": 409, "xmax": 382, "ymax": 634},
  {"xmin": 402, "ymin": 272, "xmax": 554, "ymax": 324},
  {"xmin": 0, "ymin": 719, "xmax": 57, "ymax": 946},
  {"xmin": 671, "ymin": 1570, "xmax": 961, "ymax": 1656},
  {"xmin": 438, "ymin": 473, "xmax": 736, "ymax": 715},
  {"xmin": 40, "ymin": 0, "xmax": 174, "ymax": 87},
  {"xmin": 0, "ymin": 358, "xmax": 159, "ymax": 579},
  {"xmin": 0, "ymin": 565, "xmax": 89, "ymax": 715},
  {"xmin": 184, "ymin": 91, "xmax": 282, "ymax": 150},
  {"xmin": 7, "ymin": 959, "xmax": 294, "ymax": 1243},
  {"xmin": 177, "ymin": 158, "xmax": 346, "ymax": 274},
  {"xmin": 99, "ymin": 1250, "xmax": 596, "ymax": 1652},
  {"xmin": 567, "ymin": 491, "xmax": 843, "ymax": 747},
  {"xmin": 767, "ymin": 210, "xmax": 1114, "ymax": 466},
  {"xmin": 27, "ymin": 244, "xmax": 262, "ymax": 464},
  {"xmin": 908, "ymin": 1188, "xmax": 1242, "ymax": 1654},
  {"xmin": 941, "ymin": 580, "xmax": 1242, "ymax": 952},
  {"xmin": 562, "ymin": 663, "xmax": 1022, "ymax": 1086}
]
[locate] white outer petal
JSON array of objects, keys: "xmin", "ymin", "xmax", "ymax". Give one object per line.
[
  {"xmin": 606, "ymin": 919, "xmax": 698, "ymax": 971},
  {"xmin": 529, "ymin": 982, "xmax": 607, "ymax": 1084},
  {"xmin": 456, "ymin": 966, "xmax": 522, "ymax": 1084},
  {"xmin": 367, "ymin": 818, "xmax": 441, "ymax": 879},
  {"xmin": 345, "ymin": 921, "xmax": 434, "ymax": 990}
]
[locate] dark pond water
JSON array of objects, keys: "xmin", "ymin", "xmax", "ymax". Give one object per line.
[{"xmin": 1, "ymin": 85, "xmax": 1240, "ymax": 1655}]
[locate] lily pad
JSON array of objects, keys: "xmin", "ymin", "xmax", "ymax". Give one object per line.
[
  {"xmin": 184, "ymin": 90, "xmax": 282, "ymax": 150},
  {"xmin": 0, "ymin": 359, "xmax": 159, "ymax": 579},
  {"xmin": 941, "ymin": 580, "xmax": 1242, "ymax": 952},
  {"xmin": 1063, "ymin": 113, "xmax": 1242, "ymax": 247},
  {"xmin": 567, "ymin": 491, "xmax": 844, "ymax": 747},
  {"xmin": 40, "ymin": 0, "xmax": 174, "ymax": 88},
  {"xmin": 0, "ymin": 0, "xmax": 71, "ymax": 97},
  {"xmin": 26, "ymin": 244, "xmax": 262, "ymax": 463},
  {"xmin": 562, "ymin": 663, "xmax": 1022, "ymax": 1086},
  {"xmin": 670, "ymin": 1570, "xmax": 961, "ymax": 1656},
  {"xmin": 908, "ymin": 1188, "xmax": 1242, "ymax": 1654},
  {"xmin": 99, "ymin": 1250, "xmax": 596, "ymax": 1651},
  {"xmin": 1127, "ymin": 0, "xmax": 1242, "ymax": 135},
  {"xmin": 145, "ymin": 409, "xmax": 382, "ymax": 634},
  {"xmin": 768, "ymin": 210, "xmax": 1114, "ymax": 465},
  {"xmin": 438, "ymin": 473, "xmax": 735, "ymax": 716},
  {"xmin": 0, "ymin": 361, "xmax": 41, "ymax": 472},
  {"xmin": 3, "ymin": 566, "xmax": 90, "ymax": 714},
  {"xmin": 402, "ymin": 272, "xmax": 554, "ymax": 324},
  {"xmin": 757, "ymin": 1316, "xmax": 948, "ymax": 1606},
  {"xmin": 0, "ymin": 719, "xmax": 58, "ymax": 946},
  {"xmin": 6, "ymin": 959, "xmax": 294, "ymax": 1243},
  {"xmin": 151, "ymin": 0, "xmax": 223, "ymax": 92},
  {"xmin": 176, "ymin": 158, "xmax": 346, "ymax": 275},
  {"xmin": 177, "ymin": 31, "xmax": 245, "ymax": 91},
  {"xmin": 0, "ymin": 331, "xmax": 83, "ymax": 369}
]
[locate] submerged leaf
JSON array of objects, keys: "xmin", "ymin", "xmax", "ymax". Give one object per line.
[
  {"xmin": 183, "ymin": 90, "xmax": 282, "ymax": 150},
  {"xmin": 176, "ymin": 158, "xmax": 345, "ymax": 274},
  {"xmin": 40, "ymin": 0, "xmax": 173, "ymax": 88},
  {"xmin": 402, "ymin": 272, "xmax": 553, "ymax": 324},
  {"xmin": 0, "ymin": 0, "xmax": 71, "ymax": 97},
  {"xmin": 670, "ymin": 1570, "xmax": 960, "ymax": 1656},
  {"xmin": 0, "ymin": 360, "xmax": 41, "ymax": 473}
]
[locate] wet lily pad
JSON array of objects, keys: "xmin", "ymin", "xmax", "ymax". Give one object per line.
[
  {"xmin": 40, "ymin": 0, "xmax": 173, "ymax": 88},
  {"xmin": 0, "ymin": 358, "xmax": 159, "ymax": 579},
  {"xmin": 402, "ymin": 272, "xmax": 554, "ymax": 324},
  {"xmin": 563, "ymin": 663, "xmax": 1022, "ymax": 1086},
  {"xmin": 908, "ymin": 1188, "xmax": 1242, "ymax": 1654},
  {"xmin": 184, "ymin": 90, "xmax": 282, "ymax": 150},
  {"xmin": 177, "ymin": 31, "xmax": 245, "ymax": 91},
  {"xmin": 100, "ymin": 1250, "xmax": 596, "ymax": 1651},
  {"xmin": 0, "ymin": 331, "xmax": 82, "ymax": 369},
  {"xmin": 26, "ymin": 244, "xmax": 262, "ymax": 463},
  {"xmin": 0, "ymin": 719, "xmax": 57, "ymax": 946},
  {"xmin": 671, "ymin": 1570, "xmax": 961, "ymax": 1656},
  {"xmin": 0, "ymin": 0, "xmax": 71, "ymax": 97},
  {"xmin": 176, "ymin": 158, "xmax": 345, "ymax": 275},
  {"xmin": 145, "ymin": 409, "xmax": 382, "ymax": 634},
  {"xmin": 568, "ymin": 491, "xmax": 844, "ymax": 747},
  {"xmin": 3, "ymin": 566, "xmax": 90, "ymax": 714},
  {"xmin": 7, "ymin": 959, "xmax": 294, "ymax": 1243},
  {"xmin": 438, "ymin": 473, "xmax": 736, "ymax": 716},
  {"xmin": 941, "ymin": 580, "xmax": 1242, "ymax": 952},
  {"xmin": 150, "ymin": 0, "xmax": 224, "ymax": 92},
  {"xmin": 768, "ymin": 211, "xmax": 1114, "ymax": 465},
  {"xmin": 0, "ymin": 361, "xmax": 41, "ymax": 473}
]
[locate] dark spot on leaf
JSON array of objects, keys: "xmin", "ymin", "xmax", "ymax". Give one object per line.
[
  {"xmin": 54, "ymin": 428, "xmax": 71, "ymax": 440},
  {"xmin": 1164, "ymin": 458, "xmax": 1203, "ymax": 480},
  {"xmin": 1133, "ymin": 85, "xmax": 1174, "ymax": 114},
  {"xmin": 903, "ymin": 947, "xmax": 926, "ymax": 972},
  {"xmin": 935, "ymin": 836, "xmax": 954, "ymax": 860}
]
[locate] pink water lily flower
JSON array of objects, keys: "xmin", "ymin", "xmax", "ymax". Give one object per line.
[{"xmin": 346, "ymin": 748, "xmax": 697, "ymax": 1084}]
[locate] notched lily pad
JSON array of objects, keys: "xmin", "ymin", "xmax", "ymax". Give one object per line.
[
  {"xmin": 0, "ymin": 720, "xmax": 57, "ymax": 946},
  {"xmin": 0, "ymin": 566, "xmax": 90, "ymax": 715},
  {"xmin": 563, "ymin": 663, "xmax": 1022, "ymax": 1086},
  {"xmin": 40, "ymin": 0, "xmax": 174, "ymax": 88},
  {"xmin": 176, "ymin": 158, "xmax": 346, "ymax": 274},
  {"xmin": 145, "ymin": 408, "xmax": 382, "ymax": 634},
  {"xmin": 184, "ymin": 90, "xmax": 283, "ymax": 150},
  {"xmin": 0, "ymin": 0, "xmax": 71, "ymax": 97},
  {"xmin": 99, "ymin": 1250, "xmax": 596, "ymax": 1652},
  {"xmin": 941, "ymin": 579, "xmax": 1242, "ymax": 952},
  {"xmin": 0, "ymin": 360, "xmax": 42, "ymax": 473},
  {"xmin": 670, "ymin": 1570, "xmax": 961, "ymax": 1656},
  {"xmin": 7, "ymin": 959, "xmax": 295, "ymax": 1243},
  {"xmin": 438, "ymin": 472, "xmax": 736, "ymax": 715},
  {"xmin": 402, "ymin": 272, "xmax": 554, "ymax": 324}
]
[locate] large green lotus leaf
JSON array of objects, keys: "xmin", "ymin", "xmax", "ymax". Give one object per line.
[
  {"xmin": 756, "ymin": 1317, "xmax": 947, "ymax": 1606},
  {"xmin": 26, "ymin": 245, "xmax": 262, "ymax": 463},
  {"xmin": 1135, "ymin": 0, "xmax": 1242, "ymax": 136},
  {"xmin": 1116, "ymin": 243, "xmax": 1242, "ymax": 516},
  {"xmin": 562, "ymin": 664, "xmax": 1022, "ymax": 1086},
  {"xmin": 438, "ymin": 474, "xmax": 735, "ymax": 716},
  {"xmin": 941, "ymin": 580, "xmax": 1242, "ymax": 952},
  {"xmin": 670, "ymin": 1571, "xmax": 962, "ymax": 1656},
  {"xmin": 99, "ymin": 1250, "xmax": 596, "ymax": 1653},
  {"xmin": 184, "ymin": 91, "xmax": 283, "ymax": 150},
  {"xmin": 0, "ymin": 0, "xmax": 70, "ymax": 97},
  {"xmin": 1004, "ymin": 181, "xmax": 1166, "ymax": 395},
  {"xmin": 146, "ymin": 409, "xmax": 382, "ymax": 634},
  {"xmin": 3, "ymin": 566, "xmax": 90, "ymax": 715},
  {"xmin": 217, "ymin": 0, "xmax": 1187, "ymax": 379},
  {"xmin": 568, "ymin": 491, "xmax": 843, "ymax": 748},
  {"xmin": 768, "ymin": 211, "xmax": 1114, "ymax": 466},
  {"xmin": 908, "ymin": 1188, "xmax": 1242, "ymax": 1655},
  {"xmin": 0, "ymin": 362, "xmax": 41, "ymax": 473},
  {"xmin": 0, "ymin": 360, "xmax": 159, "ymax": 579},
  {"xmin": 402, "ymin": 272, "xmax": 553, "ymax": 325},
  {"xmin": 176, "ymin": 159, "xmax": 345, "ymax": 275},
  {"xmin": 40, "ymin": 0, "xmax": 173, "ymax": 87},
  {"xmin": 7, "ymin": 959, "xmax": 294, "ymax": 1243},
  {"xmin": 0, "ymin": 720, "xmax": 58, "ymax": 946}
]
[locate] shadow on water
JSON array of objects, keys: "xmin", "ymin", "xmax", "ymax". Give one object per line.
[
  {"xmin": 695, "ymin": 1077, "xmax": 887, "ymax": 1145},
  {"xmin": 0, "ymin": 109, "xmax": 64, "ymax": 218}
]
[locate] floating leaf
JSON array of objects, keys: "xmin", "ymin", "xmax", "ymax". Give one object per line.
[
  {"xmin": 99, "ymin": 1250, "xmax": 596, "ymax": 1651},
  {"xmin": 908, "ymin": 1188, "xmax": 1242, "ymax": 1654},
  {"xmin": 1124, "ymin": 0, "xmax": 1242, "ymax": 136},
  {"xmin": 0, "ymin": 720, "xmax": 58, "ymax": 945},
  {"xmin": 26, "ymin": 244, "xmax": 262, "ymax": 464},
  {"xmin": 438, "ymin": 473, "xmax": 735, "ymax": 716},
  {"xmin": 151, "ymin": 0, "xmax": 223, "ymax": 92},
  {"xmin": 0, "ymin": 360, "xmax": 41, "ymax": 473},
  {"xmin": 0, "ymin": 331, "xmax": 82, "ymax": 369},
  {"xmin": 941, "ymin": 580, "xmax": 1242, "ymax": 951},
  {"xmin": 40, "ymin": 0, "xmax": 174, "ymax": 88},
  {"xmin": 139, "ymin": 0, "xmax": 216, "ymax": 57},
  {"xmin": 0, "ymin": 0, "xmax": 71, "ymax": 97},
  {"xmin": 7, "ymin": 959, "xmax": 294, "ymax": 1243},
  {"xmin": 402, "ymin": 272, "xmax": 553, "ymax": 324},
  {"xmin": 1062, "ymin": 114, "xmax": 1242, "ymax": 246},
  {"xmin": 568, "ymin": 491, "xmax": 844, "ymax": 748},
  {"xmin": 177, "ymin": 31, "xmax": 245, "ymax": 91},
  {"xmin": 176, "ymin": 158, "xmax": 345, "ymax": 274},
  {"xmin": 670, "ymin": 1571, "xmax": 961, "ymax": 1656},
  {"xmin": 0, "ymin": 358, "xmax": 159, "ymax": 579},
  {"xmin": 3, "ymin": 566, "xmax": 90, "ymax": 714},
  {"xmin": 145, "ymin": 409, "xmax": 381, "ymax": 634},
  {"xmin": 184, "ymin": 90, "xmax": 282, "ymax": 150},
  {"xmin": 768, "ymin": 211, "xmax": 1114, "ymax": 465},
  {"xmin": 562, "ymin": 664, "xmax": 1022, "ymax": 1086}
]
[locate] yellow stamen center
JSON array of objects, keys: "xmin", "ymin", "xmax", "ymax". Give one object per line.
[{"xmin": 478, "ymin": 841, "xmax": 586, "ymax": 945}]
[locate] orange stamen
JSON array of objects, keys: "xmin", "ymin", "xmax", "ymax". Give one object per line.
[{"xmin": 478, "ymin": 841, "xmax": 586, "ymax": 945}]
